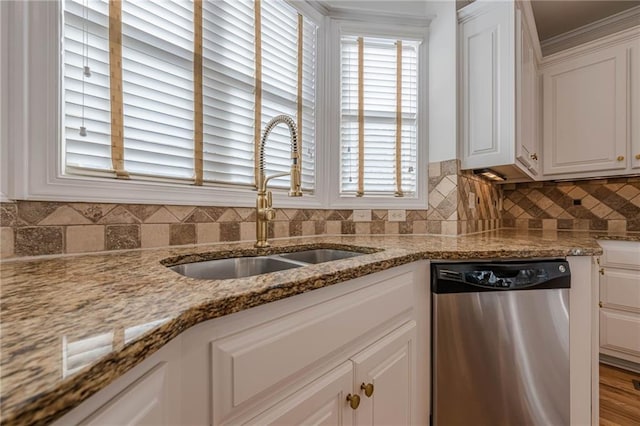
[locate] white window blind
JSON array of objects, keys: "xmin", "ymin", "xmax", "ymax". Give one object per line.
[
  {"xmin": 202, "ymin": 0, "xmax": 255, "ymax": 186},
  {"xmin": 260, "ymin": 0, "xmax": 316, "ymax": 191},
  {"xmin": 63, "ymin": 0, "xmax": 111, "ymax": 172},
  {"xmin": 121, "ymin": 0, "xmax": 194, "ymax": 180},
  {"xmin": 62, "ymin": 0, "xmax": 317, "ymax": 191},
  {"xmin": 340, "ymin": 36, "xmax": 418, "ymax": 196}
]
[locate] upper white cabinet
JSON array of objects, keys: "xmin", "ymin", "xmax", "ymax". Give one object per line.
[
  {"xmin": 459, "ymin": 0, "xmax": 541, "ymax": 179},
  {"xmin": 541, "ymin": 28, "xmax": 640, "ymax": 178},
  {"xmin": 632, "ymin": 39, "xmax": 640, "ymax": 170}
]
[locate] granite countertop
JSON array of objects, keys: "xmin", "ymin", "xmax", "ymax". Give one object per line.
[{"xmin": 1, "ymin": 229, "xmax": 637, "ymax": 425}]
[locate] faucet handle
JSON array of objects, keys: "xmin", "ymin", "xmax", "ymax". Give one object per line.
[
  {"xmin": 264, "ymin": 209, "xmax": 276, "ymax": 221},
  {"xmin": 267, "ymin": 190, "xmax": 273, "ymax": 207}
]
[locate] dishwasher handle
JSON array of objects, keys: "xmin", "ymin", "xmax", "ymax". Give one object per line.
[{"xmin": 432, "ymin": 260, "xmax": 571, "ymax": 293}]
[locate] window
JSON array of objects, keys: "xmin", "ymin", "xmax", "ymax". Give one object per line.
[
  {"xmin": 7, "ymin": 2, "xmax": 427, "ymax": 208},
  {"xmin": 328, "ymin": 20, "xmax": 427, "ymax": 208},
  {"xmin": 62, "ymin": 0, "xmax": 317, "ymax": 192},
  {"xmin": 340, "ymin": 35, "xmax": 419, "ymax": 197}
]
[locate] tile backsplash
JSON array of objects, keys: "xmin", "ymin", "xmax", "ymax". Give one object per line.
[
  {"xmin": 4, "ymin": 165, "xmax": 638, "ymax": 259},
  {"xmin": 501, "ymin": 177, "xmax": 640, "ymax": 232},
  {"xmin": 0, "ymin": 160, "xmax": 504, "ymax": 259}
]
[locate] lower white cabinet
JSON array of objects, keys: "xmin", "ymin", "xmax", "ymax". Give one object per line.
[
  {"xmin": 243, "ymin": 320, "xmax": 417, "ymax": 426},
  {"xmin": 80, "ymin": 363, "xmax": 172, "ymax": 426},
  {"xmin": 58, "ymin": 261, "xmax": 428, "ymax": 426},
  {"xmin": 245, "ymin": 361, "xmax": 355, "ymax": 426},
  {"xmin": 597, "ymin": 240, "xmax": 640, "ymax": 366},
  {"xmin": 202, "ymin": 263, "xmax": 427, "ymax": 425},
  {"xmin": 53, "ymin": 336, "xmax": 183, "ymax": 426},
  {"xmin": 352, "ymin": 321, "xmax": 416, "ymax": 426}
]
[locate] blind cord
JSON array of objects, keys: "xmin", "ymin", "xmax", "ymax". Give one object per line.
[{"xmin": 80, "ymin": 0, "xmax": 91, "ymax": 137}]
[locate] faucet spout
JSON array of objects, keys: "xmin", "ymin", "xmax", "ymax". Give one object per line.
[{"xmin": 255, "ymin": 114, "xmax": 303, "ymax": 248}]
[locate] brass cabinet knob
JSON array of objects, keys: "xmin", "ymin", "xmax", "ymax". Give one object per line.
[
  {"xmin": 361, "ymin": 382, "xmax": 374, "ymax": 397},
  {"xmin": 617, "ymin": 155, "xmax": 625, "ymax": 161},
  {"xmin": 599, "ymin": 268, "xmax": 605, "ymax": 275},
  {"xmin": 636, "ymin": 154, "xmax": 640, "ymax": 160},
  {"xmin": 346, "ymin": 393, "xmax": 360, "ymax": 409},
  {"xmin": 599, "ymin": 301, "xmax": 603, "ymax": 308},
  {"xmin": 529, "ymin": 153, "xmax": 538, "ymax": 161}
]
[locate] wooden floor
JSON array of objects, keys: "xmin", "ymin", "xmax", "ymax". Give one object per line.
[{"xmin": 600, "ymin": 363, "xmax": 640, "ymax": 425}]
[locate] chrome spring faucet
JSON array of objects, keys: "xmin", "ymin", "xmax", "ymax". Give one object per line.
[{"xmin": 255, "ymin": 115, "xmax": 302, "ymax": 248}]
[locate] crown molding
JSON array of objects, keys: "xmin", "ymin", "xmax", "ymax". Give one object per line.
[
  {"xmin": 313, "ymin": 0, "xmax": 433, "ymax": 27},
  {"xmin": 457, "ymin": 0, "xmax": 503, "ymax": 24},
  {"xmin": 540, "ymin": 5, "xmax": 640, "ymax": 57},
  {"xmin": 540, "ymin": 25, "xmax": 639, "ymax": 68}
]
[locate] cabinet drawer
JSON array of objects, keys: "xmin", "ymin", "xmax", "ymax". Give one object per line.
[
  {"xmin": 600, "ymin": 309, "xmax": 640, "ymax": 357},
  {"xmin": 599, "ymin": 240, "xmax": 640, "ymax": 270},
  {"xmin": 211, "ymin": 270, "xmax": 415, "ymax": 421},
  {"xmin": 601, "ymin": 269, "xmax": 640, "ymax": 312}
]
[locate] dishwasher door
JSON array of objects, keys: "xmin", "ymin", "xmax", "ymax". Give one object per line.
[{"xmin": 432, "ymin": 260, "xmax": 570, "ymax": 426}]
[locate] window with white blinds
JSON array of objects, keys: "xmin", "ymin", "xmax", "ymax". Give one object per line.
[
  {"xmin": 62, "ymin": 0, "xmax": 317, "ymax": 191},
  {"xmin": 340, "ymin": 35, "xmax": 419, "ymax": 197}
]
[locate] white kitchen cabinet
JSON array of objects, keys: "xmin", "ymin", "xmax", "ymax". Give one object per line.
[
  {"xmin": 597, "ymin": 240, "xmax": 640, "ymax": 368},
  {"xmin": 80, "ymin": 363, "xmax": 171, "ymax": 426},
  {"xmin": 244, "ymin": 321, "xmax": 417, "ymax": 426},
  {"xmin": 632, "ymin": 40, "xmax": 640, "ymax": 170},
  {"xmin": 458, "ymin": 0, "xmax": 541, "ymax": 180},
  {"xmin": 541, "ymin": 28, "xmax": 640, "ymax": 179},
  {"xmin": 245, "ymin": 361, "xmax": 355, "ymax": 426},
  {"xmin": 52, "ymin": 336, "xmax": 183, "ymax": 426},
  {"xmin": 516, "ymin": 8, "xmax": 540, "ymax": 175},
  {"xmin": 54, "ymin": 262, "xmax": 429, "ymax": 426},
  {"xmin": 182, "ymin": 261, "xmax": 430, "ymax": 426},
  {"xmin": 352, "ymin": 321, "xmax": 416, "ymax": 426}
]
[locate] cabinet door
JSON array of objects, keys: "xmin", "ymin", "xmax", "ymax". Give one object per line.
[
  {"xmin": 632, "ymin": 41, "xmax": 640, "ymax": 169},
  {"xmin": 600, "ymin": 268, "xmax": 640, "ymax": 312},
  {"xmin": 80, "ymin": 363, "xmax": 171, "ymax": 426},
  {"xmin": 516, "ymin": 10, "xmax": 539, "ymax": 175},
  {"xmin": 244, "ymin": 362, "xmax": 354, "ymax": 426},
  {"xmin": 600, "ymin": 309, "xmax": 640, "ymax": 363},
  {"xmin": 542, "ymin": 45, "xmax": 629, "ymax": 175},
  {"xmin": 460, "ymin": 2, "xmax": 515, "ymax": 169},
  {"xmin": 351, "ymin": 321, "xmax": 416, "ymax": 426}
]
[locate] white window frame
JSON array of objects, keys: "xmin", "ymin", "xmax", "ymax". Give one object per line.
[
  {"xmin": 0, "ymin": 1, "xmax": 10, "ymax": 202},
  {"xmin": 327, "ymin": 18, "xmax": 429, "ymax": 209},
  {"xmin": 3, "ymin": 2, "xmax": 430, "ymax": 210},
  {"xmin": 4, "ymin": 0, "xmax": 326, "ymax": 208}
]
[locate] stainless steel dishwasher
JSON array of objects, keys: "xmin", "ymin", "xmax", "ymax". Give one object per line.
[{"xmin": 431, "ymin": 260, "xmax": 571, "ymax": 426}]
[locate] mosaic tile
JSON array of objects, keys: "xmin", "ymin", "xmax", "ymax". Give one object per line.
[
  {"xmin": 17, "ymin": 201, "xmax": 62, "ymax": 225},
  {"xmin": 105, "ymin": 225, "xmax": 140, "ymax": 250},
  {"xmin": 15, "ymin": 227, "xmax": 63, "ymax": 256},
  {"xmin": 170, "ymin": 224, "xmax": 196, "ymax": 246}
]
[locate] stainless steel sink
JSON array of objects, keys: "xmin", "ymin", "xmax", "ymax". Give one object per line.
[
  {"xmin": 278, "ymin": 249, "xmax": 362, "ymax": 264},
  {"xmin": 169, "ymin": 257, "xmax": 302, "ymax": 280},
  {"xmin": 167, "ymin": 248, "xmax": 367, "ymax": 280}
]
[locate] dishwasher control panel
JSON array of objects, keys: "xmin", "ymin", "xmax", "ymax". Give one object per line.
[{"xmin": 432, "ymin": 260, "xmax": 571, "ymax": 293}]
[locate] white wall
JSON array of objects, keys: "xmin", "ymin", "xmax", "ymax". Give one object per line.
[{"xmin": 426, "ymin": 1, "xmax": 458, "ymax": 162}]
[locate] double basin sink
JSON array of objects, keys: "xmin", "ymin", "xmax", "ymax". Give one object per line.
[{"xmin": 168, "ymin": 248, "xmax": 366, "ymax": 280}]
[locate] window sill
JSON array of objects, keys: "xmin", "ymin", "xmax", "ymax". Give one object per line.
[{"xmin": 19, "ymin": 174, "xmax": 325, "ymax": 209}]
